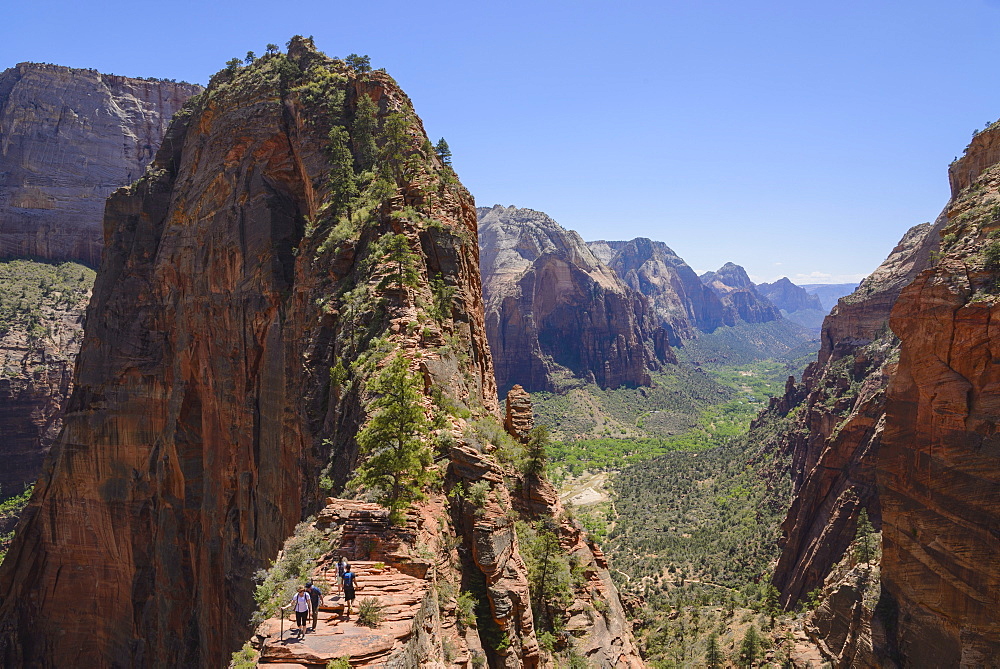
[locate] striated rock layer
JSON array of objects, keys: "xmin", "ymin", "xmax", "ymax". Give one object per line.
[
  {"xmin": 478, "ymin": 206, "xmax": 668, "ymax": 395},
  {"xmin": 0, "ymin": 40, "xmax": 498, "ymax": 668},
  {"xmin": 878, "ymin": 133, "xmax": 1000, "ymax": 664},
  {"xmin": 589, "ymin": 237, "xmax": 727, "ymax": 342},
  {"xmin": 0, "ymin": 63, "xmax": 201, "ymax": 266}
]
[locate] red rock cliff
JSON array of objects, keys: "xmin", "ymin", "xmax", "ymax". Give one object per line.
[
  {"xmin": 878, "ymin": 139, "xmax": 1000, "ymax": 664},
  {"xmin": 0, "ymin": 39, "xmax": 497, "ymax": 668}
]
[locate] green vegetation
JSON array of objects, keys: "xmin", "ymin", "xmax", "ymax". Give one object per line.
[
  {"xmin": 677, "ymin": 319, "xmax": 819, "ymax": 367},
  {"xmin": 456, "ymin": 591, "xmax": 478, "ymax": 630},
  {"xmin": 854, "ymin": 508, "xmax": 876, "ymax": 564},
  {"xmin": 0, "ymin": 484, "xmax": 34, "ymax": 564},
  {"xmin": 326, "ymin": 659, "xmax": 351, "ymax": 669},
  {"xmin": 356, "ymin": 597, "xmax": 385, "ymax": 628},
  {"xmin": 736, "ymin": 624, "xmax": 762, "ymax": 667},
  {"xmin": 533, "ymin": 366, "xmax": 732, "ymax": 441},
  {"xmin": 434, "ymin": 137, "xmax": 452, "ymax": 166},
  {"xmin": 516, "ymin": 519, "xmax": 583, "ymax": 635},
  {"xmin": 353, "ymin": 352, "xmax": 435, "ymax": 523},
  {"xmin": 604, "ymin": 410, "xmax": 794, "ymax": 596},
  {"xmin": 251, "ymin": 520, "xmax": 328, "ymax": 625},
  {"xmin": 0, "ymin": 260, "xmax": 94, "ymax": 341}
]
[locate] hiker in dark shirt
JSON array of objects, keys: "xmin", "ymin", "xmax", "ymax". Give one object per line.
[
  {"xmin": 342, "ymin": 564, "xmax": 357, "ymax": 617},
  {"xmin": 306, "ymin": 580, "xmax": 322, "ymax": 631}
]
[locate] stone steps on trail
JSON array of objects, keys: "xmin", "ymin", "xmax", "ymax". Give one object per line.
[{"xmin": 258, "ymin": 558, "xmax": 432, "ymax": 667}]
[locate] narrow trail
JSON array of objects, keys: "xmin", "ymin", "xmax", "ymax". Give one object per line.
[{"xmin": 255, "ymin": 500, "xmax": 436, "ymax": 668}]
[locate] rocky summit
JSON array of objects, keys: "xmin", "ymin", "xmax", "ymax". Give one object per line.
[
  {"xmin": 700, "ymin": 261, "xmax": 782, "ymax": 325},
  {"xmin": 0, "ymin": 40, "xmax": 640, "ymax": 669},
  {"xmin": 589, "ymin": 237, "xmax": 727, "ymax": 342}
]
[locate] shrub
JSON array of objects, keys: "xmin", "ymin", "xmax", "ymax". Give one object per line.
[
  {"xmin": 456, "ymin": 591, "xmax": 478, "ymax": 630},
  {"xmin": 356, "ymin": 597, "xmax": 384, "ymax": 628}
]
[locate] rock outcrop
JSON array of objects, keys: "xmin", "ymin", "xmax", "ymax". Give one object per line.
[
  {"xmin": 589, "ymin": 237, "xmax": 727, "ymax": 342},
  {"xmin": 700, "ymin": 262, "xmax": 781, "ymax": 325},
  {"xmin": 769, "ymin": 124, "xmax": 1000, "ymax": 666},
  {"xmin": 770, "ymin": 218, "xmax": 943, "ymax": 610},
  {"xmin": 0, "ymin": 40, "xmax": 496, "ymax": 668},
  {"xmin": 0, "ymin": 63, "xmax": 201, "ymax": 266},
  {"xmin": 479, "ymin": 206, "xmax": 667, "ymax": 395},
  {"xmin": 0, "ymin": 41, "xmax": 642, "ymax": 669}
]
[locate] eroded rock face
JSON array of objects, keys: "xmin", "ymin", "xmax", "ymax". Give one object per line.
[
  {"xmin": 589, "ymin": 237, "xmax": 727, "ymax": 342},
  {"xmin": 878, "ymin": 142, "xmax": 1000, "ymax": 663},
  {"xmin": 0, "ymin": 40, "xmax": 496, "ymax": 668},
  {"xmin": 700, "ymin": 261, "xmax": 781, "ymax": 325},
  {"xmin": 478, "ymin": 206, "xmax": 665, "ymax": 395},
  {"xmin": 0, "ymin": 63, "xmax": 201, "ymax": 266},
  {"xmin": 771, "ymin": 219, "xmax": 942, "ymax": 609}
]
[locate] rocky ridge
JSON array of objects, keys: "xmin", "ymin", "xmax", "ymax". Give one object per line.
[
  {"xmin": 0, "ymin": 41, "xmax": 641, "ymax": 668},
  {"xmin": 700, "ymin": 261, "xmax": 782, "ymax": 326},
  {"xmin": 756, "ymin": 278, "xmax": 822, "ymax": 314},
  {"xmin": 478, "ymin": 206, "xmax": 669, "ymax": 395},
  {"xmin": 588, "ymin": 237, "xmax": 727, "ymax": 342}
]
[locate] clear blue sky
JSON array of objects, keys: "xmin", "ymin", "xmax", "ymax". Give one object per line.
[{"xmin": 5, "ymin": 0, "xmax": 1000, "ymax": 284}]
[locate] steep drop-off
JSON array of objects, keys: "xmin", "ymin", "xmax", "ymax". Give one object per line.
[
  {"xmin": 0, "ymin": 63, "xmax": 201, "ymax": 266},
  {"xmin": 0, "ymin": 41, "xmax": 641, "ymax": 668},
  {"xmin": 768, "ymin": 124, "xmax": 1000, "ymax": 666},
  {"xmin": 479, "ymin": 206, "xmax": 668, "ymax": 395},
  {"xmin": 877, "ymin": 128, "xmax": 1000, "ymax": 664}
]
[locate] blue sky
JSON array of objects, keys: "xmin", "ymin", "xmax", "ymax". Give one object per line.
[{"xmin": 6, "ymin": 1, "xmax": 1000, "ymax": 283}]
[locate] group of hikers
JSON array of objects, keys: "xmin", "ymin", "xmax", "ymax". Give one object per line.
[{"xmin": 282, "ymin": 556, "xmax": 358, "ymax": 637}]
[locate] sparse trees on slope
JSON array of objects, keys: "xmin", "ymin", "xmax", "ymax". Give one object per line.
[{"xmin": 434, "ymin": 137, "xmax": 452, "ymax": 167}]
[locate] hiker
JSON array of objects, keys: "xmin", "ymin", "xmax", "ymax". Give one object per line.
[
  {"xmin": 335, "ymin": 556, "xmax": 348, "ymax": 595},
  {"xmin": 306, "ymin": 579, "xmax": 322, "ymax": 631},
  {"xmin": 342, "ymin": 563, "xmax": 357, "ymax": 617},
  {"xmin": 282, "ymin": 585, "xmax": 312, "ymax": 637}
]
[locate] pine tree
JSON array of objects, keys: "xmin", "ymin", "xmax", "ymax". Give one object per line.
[
  {"xmin": 375, "ymin": 234, "xmax": 421, "ymax": 302},
  {"xmin": 352, "ymin": 93, "xmax": 379, "ymax": 172},
  {"xmin": 434, "ymin": 137, "xmax": 452, "ymax": 166},
  {"xmin": 854, "ymin": 508, "xmax": 876, "ymax": 564},
  {"xmin": 345, "ymin": 53, "xmax": 372, "ymax": 73},
  {"xmin": 705, "ymin": 633, "xmax": 723, "ymax": 668},
  {"xmin": 737, "ymin": 624, "xmax": 761, "ymax": 668},
  {"xmin": 353, "ymin": 352, "xmax": 434, "ymax": 523},
  {"xmin": 327, "ymin": 125, "xmax": 358, "ymax": 216}
]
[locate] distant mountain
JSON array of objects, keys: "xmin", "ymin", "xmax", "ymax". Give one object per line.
[
  {"xmin": 757, "ymin": 277, "xmax": 826, "ymax": 332},
  {"xmin": 700, "ymin": 262, "xmax": 782, "ymax": 325},
  {"xmin": 588, "ymin": 238, "xmax": 726, "ymax": 342},
  {"xmin": 798, "ymin": 283, "xmax": 859, "ymax": 312},
  {"xmin": 757, "ymin": 277, "xmax": 823, "ymax": 313},
  {"xmin": 478, "ymin": 206, "xmax": 670, "ymax": 395}
]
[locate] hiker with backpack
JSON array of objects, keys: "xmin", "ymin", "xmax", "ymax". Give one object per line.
[
  {"xmin": 282, "ymin": 585, "xmax": 312, "ymax": 637},
  {"xmin": 342, "ymin": 563, "xmax": 357, "ymax": 618},
  {"xmin": 306, "ymin": 580, "xmax": 323, "ymax": 631},
  {"xmin": 335, "ymin": 556, "xmax": 348, "ymax": 595}
]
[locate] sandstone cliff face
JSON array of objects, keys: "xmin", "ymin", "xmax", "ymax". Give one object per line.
[
  {"xmin": 771, "ymin": 128, "xmax": 1000, "ymax": 666},
  {"xmin": 0, "ymin": 63, "xmax": 201, "ymax": 267},
  {"xmin": 589, "ymin": 237, "xmax": 727, "ymax": 342},
  {"xmin": 700, "ymin": 262, "xmax": 781, "ymax": 325},
  {"xmin": 878, "ymin": 142, "xmax": 1000, "ymax": 664},
  {"xmin": 0, "ymin": 40, "xmax": 498, "ymax": 668},
  {"xmin": 0, "ymin": 42, "xmax": 641, "ymax": 669},
  {"xmin": 479, "ymin": 206, "xmax": 666, "ymax": 395},
  {"xmin": 771, "ymin": 218, "xmax": 942, "ymax": 611}
]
